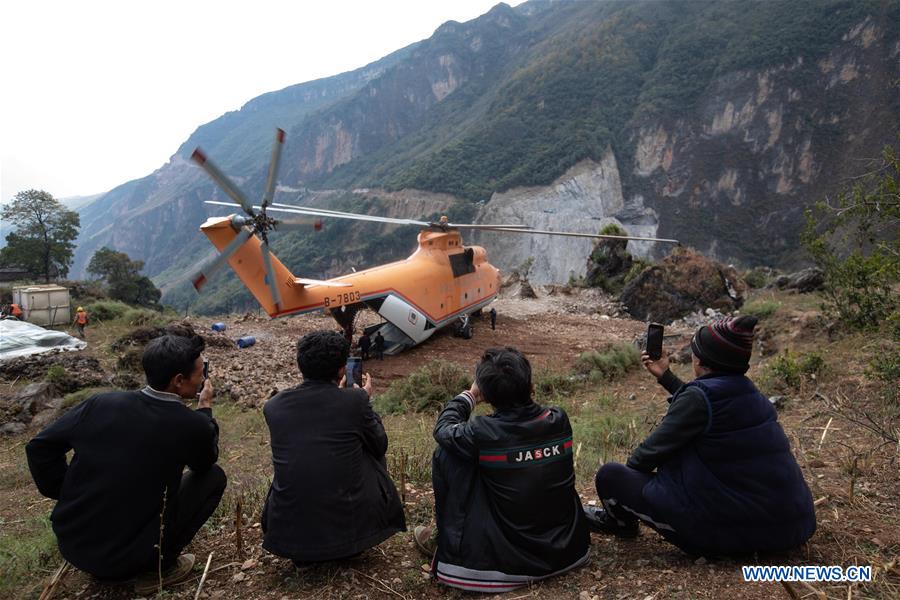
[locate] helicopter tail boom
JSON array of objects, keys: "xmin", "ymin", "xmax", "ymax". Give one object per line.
[{"xmin": 200, "ymin": 215, "xmax": 298, "ymax": 315}]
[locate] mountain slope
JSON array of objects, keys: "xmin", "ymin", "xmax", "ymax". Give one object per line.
[{"xmin": 70, "ymin": 0, "xmax": 900, "ymax": 310}]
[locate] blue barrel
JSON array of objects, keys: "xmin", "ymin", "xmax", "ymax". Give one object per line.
[
  {"xmin": 211, "ymin": 322, "xmax": 227, "ymax": 332},
  {"xmin": 237, "ymin": 335, "xmax": 256, "ymax": 349}
]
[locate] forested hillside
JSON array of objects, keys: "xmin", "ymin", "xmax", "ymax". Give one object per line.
[{"xmin": 67, "ymin": 0, "xmax": 899, "ymax": 313}]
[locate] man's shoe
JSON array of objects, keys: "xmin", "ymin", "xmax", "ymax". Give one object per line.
[
  {"xmin": 413, "ymin": 525, "xmax": 437, "ymax": 558},
  {"xmin": 583, "ymin": 506, "xmax": 639, "ymax": 538},
  {"xmin": 134, "ymin": 553, "xmax": 195, "ymax": 595}
]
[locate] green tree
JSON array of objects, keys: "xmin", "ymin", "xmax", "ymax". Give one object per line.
[
  {"xmin": 87, "ymin": 247, "xmax": 161, "ymax": 308},
  {"xmin": 0, "ymin": 189, "xmax": 80, "ymax": 282},
  {"xmin": 802, "ymin": 145, "xmax": 899, "ymax": 331}
]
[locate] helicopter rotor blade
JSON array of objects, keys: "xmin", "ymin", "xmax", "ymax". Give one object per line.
[
  {"xmin": 192, "ymin": 149, "xmax": 256, "ymax": 216},
  {"xmin": 476, "ymin": 226, "xmax": 680, "ymax": 244},
  {"xmin": 274, "ymin": 218, "xmax": 324, "ymax": 231},
  {"xmin": 265, "ymin": 204, "xmax": 431, "ymax": 227},
  {"xmin": 260, "ymin": 240, "xmax": 283, "ymax": 312},
  {"xmin": 191, "ymin": 227, "xmax": 254, "ymax": 291},
  {"xmin": 261, "ymin": 129, "xmax": 285, "ymax": 212},
  {"xmin": 447, "ymin": 223, "xmax": 534, "ymax": 230}
]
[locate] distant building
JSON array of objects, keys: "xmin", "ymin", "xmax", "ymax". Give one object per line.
[{"xmin": 0, "ymin": 267, "xmax": 30, "ymax": 282}]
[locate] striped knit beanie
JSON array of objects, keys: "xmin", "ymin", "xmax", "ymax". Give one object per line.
[{"xmin": 690, "ymin": 315, "xmax": 758, "ymax": 373}]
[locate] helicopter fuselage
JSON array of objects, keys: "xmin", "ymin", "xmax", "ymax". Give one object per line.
[{"xmin": 200, "ymin": 215, "xmax": 501, "ymax": 350}]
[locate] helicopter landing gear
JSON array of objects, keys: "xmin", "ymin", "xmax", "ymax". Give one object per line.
[{"xmin": 453, "ymin": 314, "xmax": 473, "ymax": 339}]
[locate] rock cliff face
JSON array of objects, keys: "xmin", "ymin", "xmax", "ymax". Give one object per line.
[
  {"xmin": 472, "ymin": 151, "xmax": 660, "ymax": 284},
  {"xmin": 625, "ymin": 15, "xmax": 899, "ymax": 267}
]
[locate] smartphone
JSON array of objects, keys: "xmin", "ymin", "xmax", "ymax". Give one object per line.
[
  {"xmin": 202, "ymin": 359, "xmax": 209, "ymax": 380},
  {"xmin": 646, "ymin": 323, "xmax": 664, "ymax": 360},
  {"xmin": 345, "ymin": 357, "xmax": 362, "ymax": 388}
]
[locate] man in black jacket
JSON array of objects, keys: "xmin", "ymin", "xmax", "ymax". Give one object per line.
[
  {"xmin": 262, "ymin": 330, "xmax": 405, "ymax": 564},
  {"xmin": 26, "ymin": 334, "xmax": 225, "ymax": 594},
  {"xmin": 421, "ymin": 347, "xmax": 590, "ymax": 592}
]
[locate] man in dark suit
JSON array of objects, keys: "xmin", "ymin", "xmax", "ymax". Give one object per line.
[
  {"xmin": 262, "ymin": 330, "xmax": 405, "ymax": 565},
  {"xmin": 26, "ymin": 334, "xmax": 226, "ymax": 594}
]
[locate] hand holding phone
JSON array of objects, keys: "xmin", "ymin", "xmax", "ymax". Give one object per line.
[
  {"xmin": 646, "ymin": 323, "xmax": 664, "ymax": 360},
  {"xmin": 344, "ymin": 357, "xmax": 362, "ymax": 388}
]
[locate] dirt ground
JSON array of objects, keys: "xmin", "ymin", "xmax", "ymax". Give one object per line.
[{"xmin": 1, "ymin": 288, "xmax": 897, "ymax": 599}]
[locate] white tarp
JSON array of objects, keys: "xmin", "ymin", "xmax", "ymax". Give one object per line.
[{"xmin": 0, "ymin": 319, "xmax": 86, "ymax": 362}]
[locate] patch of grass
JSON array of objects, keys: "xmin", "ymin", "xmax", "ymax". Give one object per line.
[
  {"xmin": 0, "ymin": 516, "xmax": 59, "ymax": 597},
  {"xmin": 60, "ymin": 387, "xmax": 113, "ymax": 411},
  {"xmin": 742, "ymin": 298, "xmax": 781, "ymax": 319},
  {"xmin": 570, "ymin": 411, "xmax": 643, "ymax": 481},
  {"xmin": 121, "ymin": 307, "xmax": 167, "ymax": 327},
  {"xmin": 373, "ymin": 360, "xmax": 471, "ymax": 415},
  {"xmin": 85, "ymin": 300, "xmax": 130, "ymax": 321},
  {"xmin": 576, "ymin": 344, "xmax": 641, "ymax": 382},
  {"xmin": 533, "ymin": 369, "xmax": 579, "ymax": 402}
]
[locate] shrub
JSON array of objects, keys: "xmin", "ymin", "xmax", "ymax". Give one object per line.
[
  {"xmin": 741, "ymin": 299, "xmax": 781, "ymax": 319},
  {"xmin": 622, "ymin": 258, "xmax": 651, "ymax": 286},
  {"xmin": 576, "ymin": 344, "xmax": 641, "ymax": 382},
  {"xmin": 45, "ymin": 364, "xmax": 68, "ymax": 388},
  {"xmin": 374, "ymin": 360, "xmax": 472, "ymax": 415},
  {"xmin": 761, "ymin": 350, "xmax": 825, "ymax": 393},
  {"xmin": 743, "ymin": 267, "xmax": 773, "ymax": 289},
  {"xmin": 85, "ymin": 300, "xmax": 130, "ymax": 321},
  {"xmin": 802, "ymin": 145, "xmax": 899, "ymax": 331}
]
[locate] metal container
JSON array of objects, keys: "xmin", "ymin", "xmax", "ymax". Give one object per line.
[
  {"xmin": 237, "ymin": 335, "xmax": 256, "ymax": 349},
  {"xmin": 211, "ymin": 322, "xmax": 227, "ymax": 332},
  {"xmin": 11, "ymin": 284, "xmax": 71, "ymax": 326}
]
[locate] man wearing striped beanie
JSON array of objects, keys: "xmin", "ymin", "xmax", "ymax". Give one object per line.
[{"xmin": 584, "ymin": 316, "xmax": 817, "ymax": 557}]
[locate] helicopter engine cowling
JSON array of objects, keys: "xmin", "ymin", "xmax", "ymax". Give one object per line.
[{"xmin": 376, "ymin": 294, "xmax": 435, "ymax": 346}]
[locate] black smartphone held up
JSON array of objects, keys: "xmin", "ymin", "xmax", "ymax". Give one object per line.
[
  {"xmin": 202, "ymin": 359, "xmax": 209, "ymax": 380},
  {"xmin": 345, "ymin": 356, "xmax": 362, "ymax": 388},
  {"xmin": 646, "ymin": 323, "xmax": 664, "ymax": 360}
]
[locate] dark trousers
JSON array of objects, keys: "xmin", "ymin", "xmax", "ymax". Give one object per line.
[
  {"xmin": 96, "ymin": 465, "xmax": 226, "ymax": 579},
  {"xmin": 431, "ymin": 448, "xmax": 478, "ymax": 559},
  {"xmin": 595, "ymin": 462, "xmax": 702, "ymax": 555},
  {"xmin": 162, "ymin": 465, "xmax": 227, "ymax": 566}
]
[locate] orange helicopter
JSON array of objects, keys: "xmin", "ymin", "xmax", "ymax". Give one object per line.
[{"xmin": 191, "ymin": 129, "xmax": 679, "ymax": 354}]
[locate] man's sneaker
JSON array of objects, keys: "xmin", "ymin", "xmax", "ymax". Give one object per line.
[
  {"xmin": 583, "ymin": 506, "xmax": 639, "ymax": 538},
  {"xmin": 413, "ymin": 525, "xmax": 437, "ymax": 558},
  {"xmin": 134, "ymin": 553, "xmax": 195, "ymax": 595}
]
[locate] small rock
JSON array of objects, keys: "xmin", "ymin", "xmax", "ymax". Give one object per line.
[
  {"xmin": 579, "ymin": 591, "xmax": 592, "ymax": 600},
  {"xmin": 241, "ymin": 558, "xmax": 257, "ymax": 570},
  {"xmin": 768, "ymin": 396, "xmax": 787, "ymax": 409},
  {"xmin": 808, "ymin": 459, "xmax": 826, "ymax": 468},
  {"xmin": 392, "ymin": 577, "xmax": 402, "ymax": 585},
  {"xmin": 231, "ymin": 572, "xmax": 247, "ymax": 582},
  {"xmin": 694, "ymin": 557, "xmax": 707, "ymax": 565},
  {"xmin": 0, "ymin": 422, "xmax": 26, "ymax": 435}
]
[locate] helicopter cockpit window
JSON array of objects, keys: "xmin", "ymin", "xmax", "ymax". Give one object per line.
[{"xmin": 449, "ymin": 248, "xmax": 476, "ymax": 278}]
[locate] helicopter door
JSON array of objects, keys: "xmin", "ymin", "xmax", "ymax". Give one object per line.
[{"xmin": 377, "ymin": 294, "xmax": 433, "ymax": 344}]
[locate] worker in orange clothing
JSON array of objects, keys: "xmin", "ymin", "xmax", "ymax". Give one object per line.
[
  {"xmin": 73, "ymin": 306, "xmax": 89, "ymax": 338},
  {"xmin": 9, "ymin": 303, "xmax": 23, "ymax": 320}
]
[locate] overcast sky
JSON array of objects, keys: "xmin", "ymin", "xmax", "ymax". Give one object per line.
[{"xmin": 0, "ymin": 0, "xmax": 521, "ymax": 205}]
